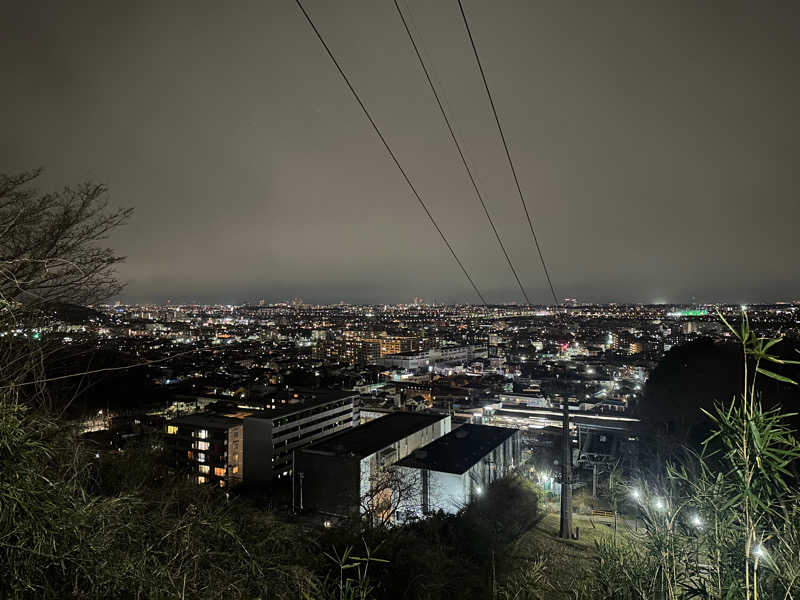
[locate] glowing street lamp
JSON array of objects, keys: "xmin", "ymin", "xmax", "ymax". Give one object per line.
[
  {"xmin": 690, "ymin": 514, "xmax": 703, "ymax": 528},
  {"xmin": 630, "ymin": 488, "xmax": 641, "ymax": 501}
]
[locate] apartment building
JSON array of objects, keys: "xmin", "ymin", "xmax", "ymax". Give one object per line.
[{"xmin": 165, "ymin": 414, "xmax": 244, "ymax": 487}]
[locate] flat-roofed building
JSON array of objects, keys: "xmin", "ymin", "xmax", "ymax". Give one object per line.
[
  {"xmin": 375, "ymin": 350, "xmax": 429, "ymax": 370},
  {"xmin": 165, "ymin": 390, "xmax": 358, "ymax": 487},
  {"xmin": 376, "ymin": 345, "xmax": 486, "ymax": 370},
  {"xmin": 242, "ymin": 390, "xmax": 359, "ymax": 485},
  {"xmin": 295, "ymin": 412, "xmax": 451, "ymax": 517},
  {"xmin": 396, "ymin": 424, "xmax": 521, "ymax": 517},
  {"xmin": 165, "ymin": 414, "xmax": 244, "ymax": 488}
]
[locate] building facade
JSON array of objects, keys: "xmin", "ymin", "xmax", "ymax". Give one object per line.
[
  {"xmin": 242, "ymin": 391, "xmax": 359, "ymax": 485},
  {"xmin": 165, "ymin": 414, "xmax": 244, "ymax": 487},
  {"xmin": 396, "ymin": 424, "xmax": 521, "ymax": 518},
  {"xmin": 294, "ymin": 412, "xmax": 451, "ymax": 518}
]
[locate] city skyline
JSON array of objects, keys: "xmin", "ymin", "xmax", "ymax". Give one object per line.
[{"xmin": 3, "ymin": 1, "xmax": 799, "ymax": 305}]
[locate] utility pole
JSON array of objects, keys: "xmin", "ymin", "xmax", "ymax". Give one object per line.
[{"xmin": 559, "ymin": 399, "xmax": 574, "ymax": 539}]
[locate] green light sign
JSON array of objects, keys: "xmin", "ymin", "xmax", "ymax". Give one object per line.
[{"xmin": 667, "ymin": 309, "xmax": 708, "ymax": 317}]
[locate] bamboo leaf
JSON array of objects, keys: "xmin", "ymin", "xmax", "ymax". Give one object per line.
[
  {"xmin": 755, "ymin": 367, "xmax": 797, "ymax": 385},
  {"xmin": 716, "ymin": 309, "xmax": 740, "ymax": 339}
]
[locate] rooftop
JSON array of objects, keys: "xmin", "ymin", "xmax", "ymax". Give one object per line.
[
  {"xmin": 237, "ymin": 389, "xmax": 357, "ymax": 419},
  {"xmin": 301, "ymin": 412, "xmax": 447, "ymax": 458},
  {"xmin": 397, "ymin": 424, "xmax": 517, "ymax": 474},
  {"xmin": 170, "ymin": 413, "xmax": 243, "ymax": 430}
]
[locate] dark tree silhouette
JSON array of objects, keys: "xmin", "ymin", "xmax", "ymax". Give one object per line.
[
  {"xmin": 638, "ymin": 335, "xmax": 800, "ymax": 466},
  {"xmin": 0, "ymin": 169, "xmax": 132, "ymax": 410},
  {"xmin": 0, "ymin": 169, "xmax": 131, "ymax": 306}
]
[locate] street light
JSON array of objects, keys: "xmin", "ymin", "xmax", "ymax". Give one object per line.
[
  {"xmin": 691, "ymin": 514, "xmax": 703, "ymax": 528},
  {"xmin": 630, "ymin": 488, "xmax": 641, "ymax": 501}
]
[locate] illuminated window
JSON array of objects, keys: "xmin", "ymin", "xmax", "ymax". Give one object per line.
[
  {"xmin": 197, "ymin": 476, "xmax": 207, "ymax": 484},
  {"xmin": 187, "ymin": 451, "xmax": 193, "ymax": 459},
  {"xmin": 196, "ymin": 429, "xmax": 209, "ymax": 439},
  {"xmin": 167, "ymin": 425, "xmax": 178, "ymax": 434},
  {"xmin": 199, "ymin": 465, "xmax": 210, "ymax": 474},
  {"xmin": 197, "ymin": 453, "xmax": 206, "ymax": 463},
  {"xmin": 232, "ymin": 465, "xmax": 239, "ymax": 474},
  {"xmin": 195, "ymin": 441, "xmax": 209, "ymax": 451},
  {"xmin": 214, "ymin": 467, "xmax": 226, "ymax": 477},
  {"xmin": 219, "ymin": 480, "xmax": 225, "ymax": 487}
]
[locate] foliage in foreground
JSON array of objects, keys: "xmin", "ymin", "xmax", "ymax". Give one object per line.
[
  {"xmin": 593, "ymin": 312, "xmax": 800, "ymax": 600},
  {"xmin": 1, "ymin": 391, "xmax": 550, "ymax": 599},
  {"xmin": 0, "ymin": 398, "xmax": 323, "ymax": 599}
]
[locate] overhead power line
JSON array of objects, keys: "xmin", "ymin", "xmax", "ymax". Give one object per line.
[
  {"xmin": 393, "ymin": 0, "xmax": 531, "ymax": 306},
  {"xmin": 294, "ymin": 0, "xmax": 487, "ymax": 305},
  {"xmin": 456, "ymin": 0, "xmax": 560, "ymax": 306}
]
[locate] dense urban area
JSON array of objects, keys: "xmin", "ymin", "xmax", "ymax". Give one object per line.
[{"xmin": 49, "ymin": 300, "xmax": 799, "ymax": 498}]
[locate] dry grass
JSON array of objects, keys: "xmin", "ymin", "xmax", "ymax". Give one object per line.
[{"xmin": 509, "ymin": 512, "xmax": 619, "ymax": 599}]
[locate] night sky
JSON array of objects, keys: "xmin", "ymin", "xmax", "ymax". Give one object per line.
[{"xmin": 2, "ymin": 1, "xmax": 799, "ymax": 305}]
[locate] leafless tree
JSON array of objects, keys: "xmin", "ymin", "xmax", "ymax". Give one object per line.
[
  {"xmin": 0, "ymin": 169, "xmax": 131, "ymax": 410},
  {"xmin": 0, "ymin": 169, "xmax": 131, "ymax": 307},
  {"xmin": 359, "ymin": 466, "xmax": 425, "ymax": 528}
]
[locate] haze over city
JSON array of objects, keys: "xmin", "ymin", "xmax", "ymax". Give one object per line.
[{"xmin": 3, "ymin": 0, "xmax": 799, "ymax": 305}]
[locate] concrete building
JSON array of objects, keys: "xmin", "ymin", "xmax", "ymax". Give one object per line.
[
  {"xmin": 375, "ymin": 350, "xmax": 429, "ymax": 370},
  {"xmin": 430, "ymin": 345, "xmax": 484, "ymax": 364},
  {"xmin": 242, "ymin": 390, "xmax": 359, "ymax": 485},
  {"xmin": 396, "ymin": 424, "xmax": 521, "ymax": 518},
  {"xmin": 376, "ymin": 345, "xmax": 485, "ymax": 370},
  {"xmin": 294, "ymin": 412, "xmax": 451, "ymax": 517},
  {"xmin": 165, "ymin": 414, "xmax": 244, "ymax": 488},
  {"xmin": 313, "ymin": 335, "xmax": 420, "ymax": 364}
]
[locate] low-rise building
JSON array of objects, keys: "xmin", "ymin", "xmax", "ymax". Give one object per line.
[
  {"xmin": 396, "ymin": 424, "xmax": 521, "ymax": 517},
  {"xmin": 376, "ymin": 345, "xmax": 485, "ymax": 370},
  {"xmin": 294, "ymin": 412, "xmax": 451, "ymax": 517}
]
